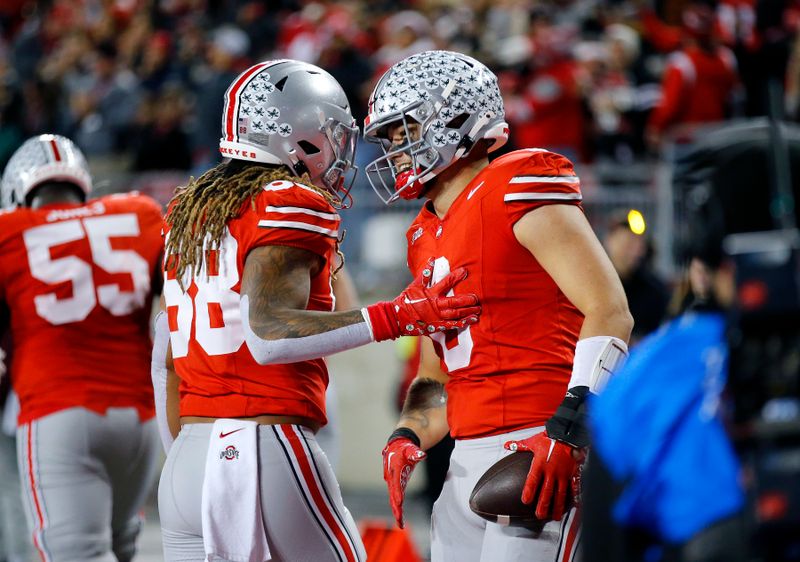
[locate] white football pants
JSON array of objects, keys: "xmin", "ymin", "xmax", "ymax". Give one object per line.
[
  {"xmin": 158, "ymin": 423, "xmax": 366, "ymax": 562},
  {"xmin": 431, "ymin": 425, "xmax": 581, "ymax": 562}
]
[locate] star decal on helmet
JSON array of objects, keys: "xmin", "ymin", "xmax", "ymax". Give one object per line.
[
  {"xmin": 266, "ymin": 107, "xmax": 280, "ymax": 119},
  {"xmin": 278, "ymin": 123, "xmax": 292, "ymax": 137},
  {"xmin": 265, "ymin": 121, "xmax": 278, "ymax": 134}
]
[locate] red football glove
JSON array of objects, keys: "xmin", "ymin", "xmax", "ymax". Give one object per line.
[
  {"xmin": 365, "ymin": 265, "xmax": 480, "ymax": 341},
  {"xmin": 382, "ymin": 437, "xmax": 426, "ymax": 528},
  {"xmin": 504, "ymin": 432, "xmax": 584, "ymax": 521}
]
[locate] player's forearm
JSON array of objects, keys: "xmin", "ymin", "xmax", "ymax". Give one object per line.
[
  {"xmin": 578, "ymin": 304, "xmax": 633, "ymax": 344},
  {"xmin": 245, "ymin": 299, "xmax": 368, "ymax": 339},
  {"xmin": 397, "ymin": 378, "xmax": 450, "ymax": 450},
  {"xmin": 241, "ymin": 295, "xmax": 375, "ymax": 364}
]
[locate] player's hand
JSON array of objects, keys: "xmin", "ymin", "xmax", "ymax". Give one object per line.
[
  {"xmin": 382, "ymin": 437, "xmax": 427, "ymax": 528},
  {"xmin": 394, "ymin": 265, "xmax": 480, "ymax": 335},
  {"xmin": 365, "ymin": 263, "xmax": 480, "ymax": 341},
  {"xmin": 504, "ymin": 432, "xmax": 582, "ymax": 521}
]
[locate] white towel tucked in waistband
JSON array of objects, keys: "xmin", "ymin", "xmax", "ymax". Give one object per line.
[{"xmin": 202, "ymin": 419, "xmax": 271, "ymax": 562}]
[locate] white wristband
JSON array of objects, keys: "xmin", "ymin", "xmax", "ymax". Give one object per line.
[{"xmin": 569, "ymin": 336, "xmax": 629, "ymax": 394}]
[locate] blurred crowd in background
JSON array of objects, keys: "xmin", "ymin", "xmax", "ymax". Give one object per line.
[
  {"xmin": 0, "ymin": 0, "xmax": 798, "ymax": 175},
  {"xmin": 0, "ymin": 0, "xmax": 796, "ymax": 342}
]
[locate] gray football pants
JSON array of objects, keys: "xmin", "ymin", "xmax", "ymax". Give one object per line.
[
  {"xmin": 0, "ymin": 428, "xmax": 33, "ymax": 562},
  {"xmin": 16, "ymin": 407, "xmax": 160, "ymax": 562},
  {"xmin": 159, "ymin": 423, "xmax": 366, "ymax": 562}
]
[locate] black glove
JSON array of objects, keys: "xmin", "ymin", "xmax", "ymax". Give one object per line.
[{"xmin": 545, "ymin": 385, "xmax": 590, "ymax": 449}]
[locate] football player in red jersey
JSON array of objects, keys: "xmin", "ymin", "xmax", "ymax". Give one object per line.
[
  {"xmin": 153, "ymin": 59, "xmax": 480, "ymax": 562},
  {"xmin": 364, "ymin": 51, "xmax": 634, "ymax": 562},
  {"xmin": 0, "ymin": 134, "xmax": 163, "ymax": 562}
]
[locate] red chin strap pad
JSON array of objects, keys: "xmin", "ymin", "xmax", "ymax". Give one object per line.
[{"xmin": 395, "ymin": 167, "xmax": 425, "ymax": 200}]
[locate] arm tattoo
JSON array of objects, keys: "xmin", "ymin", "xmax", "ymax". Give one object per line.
[
  {"xmin": 242, "ymin": 245, "xmax": 365, "ymax": 340},
  {"xmin": 399, "ymin": 378, "xmax": 447, "ymax": 429}
]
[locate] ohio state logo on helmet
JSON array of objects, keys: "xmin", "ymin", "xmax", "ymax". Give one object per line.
[
  {"xmin": 219, "ymin": 59, "xmax": 359, "ymax": 207},
  {"xmin": 1, "ymin": 134, "xmax": 92, "ymax": 208},
  {"xmin": 363, "ymin": 50, "xmax": 509, "ymax": 204}
]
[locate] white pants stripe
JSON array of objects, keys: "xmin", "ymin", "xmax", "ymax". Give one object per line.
[
  {"xmin": 273, "ymin": 425, "xmax": 361, "ymax": 562},
  {"xmin": 159, "ymin": 423, "xmax": 366, "ymax": 562},
  {"xmin": 23, "ymin": 421, "xmax": 52, "ymax": 562},
  {"xmin": 555, "ymin": 506, "xmax": 581, "ymax": 562}
]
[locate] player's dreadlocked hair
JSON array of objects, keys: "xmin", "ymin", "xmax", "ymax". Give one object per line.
[{"xmin": 164, "ymin": 159, "xmax": 344, "ymax": 285}]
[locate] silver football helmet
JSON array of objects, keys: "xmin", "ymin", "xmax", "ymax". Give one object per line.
[
  {"xmin": 364, "ymin": 50, "xmax": 509, "ymax": 204},
  {"xmin": 219, "ymin": 59, "xmax": 358, "ymax": 206},
  {"xmin": 1, "ymin": 134, "xmax": 92, "ymax": 208}
]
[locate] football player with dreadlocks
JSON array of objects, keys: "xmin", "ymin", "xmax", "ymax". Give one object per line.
[
  {"xmin": 0, "ymin": 134, "xmax": 163, "ymax": 562},
  {"xmin": 154, "ymin": 59, "xmax": 480, "ymax": 562},
  {"xmin": 365, "ymin": 51, "xmax": 633, "ymax": 561}
]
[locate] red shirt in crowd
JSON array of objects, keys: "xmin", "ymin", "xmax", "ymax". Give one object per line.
[{"xmin": 648, "ymin": 45, "xmax": 738, "ymax": 135}]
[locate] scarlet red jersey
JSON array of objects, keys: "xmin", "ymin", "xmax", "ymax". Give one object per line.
[
  {"xmin": 0, "ymin": 193, "xmax": 164, "ymax": 424},
  {"xmin": 407, "ymin": 149, "xmax": 584, "ymax": 439},
  {"xmin": 163, "ymin": 180, "xmax": 339, "ymax": 425}
]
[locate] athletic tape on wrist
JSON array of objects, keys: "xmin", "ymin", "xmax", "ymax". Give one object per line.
[{"xmin": 569, "ymin": 336, "xmax": 629, "ymax": 394}]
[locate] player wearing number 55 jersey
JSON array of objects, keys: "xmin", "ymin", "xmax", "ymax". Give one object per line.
[
  {"xmin": 0, "ymin": 134, "xmax": 163, "ymax": 562},
  {"xmin": 154, "ymin": 60, "xmax": 479, "ymax": 562},
  {"xmin": 365, "ymin": 51, "xmax": 634, "ymax": 562}
]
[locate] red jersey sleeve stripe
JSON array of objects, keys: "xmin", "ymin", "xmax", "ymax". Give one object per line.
[
  {"xmin": 257, "ymin": 219, "xmax": 339, "ymax": 238},
  {"xmin": 264, "ymin": 206, "xmax": 339, "ymax": 221},
  {"xmin": 509, "ymin": 175, "xmax": 580, "ymax": 184},
  {"xmin": 504, "ymin": 192, "xmax": 582, "ymax": 202}
]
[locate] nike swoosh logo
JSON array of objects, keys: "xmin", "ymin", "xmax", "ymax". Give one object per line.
[
  {"xmin": 404, "ymin": 297, "xmax": 426, "ymax": 305},
  {"xmin": 467, "ymin": 181, "xmax": 485, "ymax": 200},
  {"xmin": 219, "ymin": 428, "xmax": 245, "ymax": 438}
]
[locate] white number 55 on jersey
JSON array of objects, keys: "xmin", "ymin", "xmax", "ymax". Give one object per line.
[{"xmin": 23, "ymin": 214, "xmax": 150, "ymax": 325}]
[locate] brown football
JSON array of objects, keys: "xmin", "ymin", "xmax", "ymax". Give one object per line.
[{"xmin": 469, "ymin": 451, "xmax": 544, "ymax": 531}]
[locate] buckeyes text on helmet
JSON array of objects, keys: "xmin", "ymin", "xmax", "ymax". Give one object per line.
[
  {"xmin": 219, "ymin": 59, "xmax": 359, "ymax": 205},
  {"xmin": 1, "ymin": 134, "xmax": 92, "ymax": 209},
  {"xmin": 363, "ymin": 50, "xmax": 509, "ymax": 204}
]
